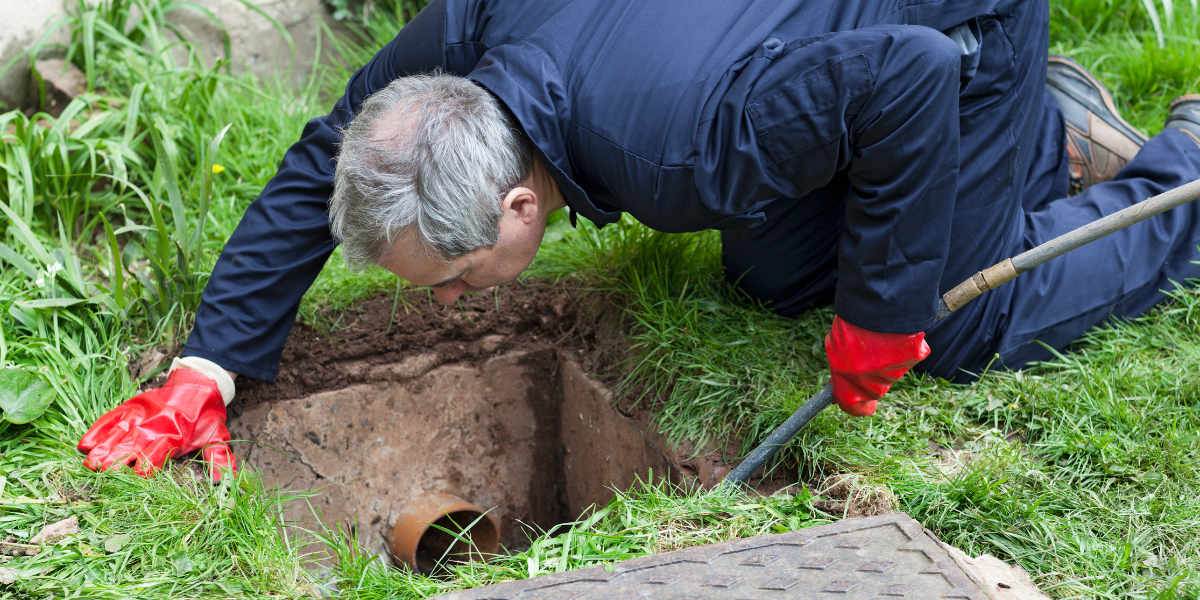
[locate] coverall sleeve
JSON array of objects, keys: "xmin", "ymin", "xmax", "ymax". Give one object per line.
[
  {"xmin": 182, "ymin": 0, "xmax": 448, "ymax": 381},
  {"xmin": 738, "ymin": 25, "xmax": 964, "ymax": 333}
]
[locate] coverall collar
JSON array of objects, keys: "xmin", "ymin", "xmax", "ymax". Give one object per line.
[{"xmin": 468, "ymin": 41, "xmax": 621, "ymax": 228}]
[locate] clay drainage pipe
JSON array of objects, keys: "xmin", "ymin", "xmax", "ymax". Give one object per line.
[{"xmin": 387, "ymin": 493, "xmax": 500, "ymax": 573}]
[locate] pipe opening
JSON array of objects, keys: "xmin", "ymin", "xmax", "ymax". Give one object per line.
[
  {"xmin": 413, "ymin": 510, "xmax": 500, "ymax": 574},
  {"xmin": 387, "ymin": 493, "xmax": 503, "ymax": 573}
]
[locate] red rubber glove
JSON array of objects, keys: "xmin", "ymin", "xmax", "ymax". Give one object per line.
[
  {"xmin": 78, "ymin": 368, "xmax": 236, "ymax": 481},
  {"xmin": 824, "ymin": 315, "xmax": 931, "ymax": 417}
]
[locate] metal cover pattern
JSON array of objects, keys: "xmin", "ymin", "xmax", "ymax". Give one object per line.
[{"xmin": 431, "ymin": 513, "xmax": 988, "ymax": 600}]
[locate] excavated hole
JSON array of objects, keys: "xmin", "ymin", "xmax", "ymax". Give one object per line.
[
  {"xmin": 223, "ymin": 285, "xmax": 795, "ymax": 568},
  {"xmin": 228, "ymin": 345, "xmax": 677, "ymax": 565}
]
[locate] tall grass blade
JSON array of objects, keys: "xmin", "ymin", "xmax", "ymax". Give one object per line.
[
  {"xmin": 146, "ymin": 115, "xmax": 189, "ymax": 254},
  {"xmin": 192, "ymin": 124, "xmax": 232, "ymax": 252},
  {"xmin": 100, "ymin": 214, "xmax": 126, "ymax": 310},
  {"xmin": 1140, "ymin": 0, "xmax": 1167, "ymax": 46},
  {"xmin": 0, "ymin": 244, "xmax": 38, "ymax": 279},
  {"xmin": 3, "ymin": 125, "xmax": 36, "ymax": 223},
  {"xmin": 122, "ymin": 83, "xmax": 147, "ymax": 148},
  {"xmin": 0, "ymin": 203, "xmax": 53, "ymax": 266},
  {"xmin": 80, "ymin": 6, "xmax": 98, "ymax": 90},
  {"xmin": 144, "ymin": 194, "xmax": 173, "ymax": 272}
]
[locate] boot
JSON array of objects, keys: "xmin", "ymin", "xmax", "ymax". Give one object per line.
[
  {"xmin": 1165, "ymin": 95, "xmax": 1200, "ymax": 148},
  {"xmin": 1046, "ymin": 55, "xmax": 1147, "ymax": 194}
]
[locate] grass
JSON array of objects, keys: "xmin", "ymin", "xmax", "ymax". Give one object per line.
[{"xmin": 0, "ymin": 0, "xmax": 1197, "ymax": 598}]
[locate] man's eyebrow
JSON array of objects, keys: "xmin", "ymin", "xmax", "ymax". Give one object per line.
[{"xmin": 430, "ymin": 271, "xmax": 465, "ymax": 288}]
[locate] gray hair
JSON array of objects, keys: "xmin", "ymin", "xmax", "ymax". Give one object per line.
[{"xmin": 329, "ymin": 72, "xmax": 534, "ymax": 269}]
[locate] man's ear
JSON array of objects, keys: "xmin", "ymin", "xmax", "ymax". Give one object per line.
[{"xmin": 502, "ymin": 187, "xmax": 540, "ymax": 224}]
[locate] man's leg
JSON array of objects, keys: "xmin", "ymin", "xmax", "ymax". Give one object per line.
[
  {"xmin": 993, "ymin": 130, "xmax": 1200, "ymax": 370},
  {"xmin": 725, "ymin": 0, "xmax": 1200, "ymax": 383},
  {"xmin": 925, "ymin": 96, "xmax": 1200, "ymax": 379},
  {"xmin": 723, "ymin": 0, "xmax": 1052, "ymax": 328}
]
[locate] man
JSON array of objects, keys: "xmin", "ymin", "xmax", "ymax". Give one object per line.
[{"xmin": 77, "ymin": 0, "xmax": 1200, "ymax": 480}]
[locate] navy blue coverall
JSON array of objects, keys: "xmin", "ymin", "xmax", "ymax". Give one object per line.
[{"xmin": 184, "ymin": 0, "xmax": 1200, "ymax": 382}]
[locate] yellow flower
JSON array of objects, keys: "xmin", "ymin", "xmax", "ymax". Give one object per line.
[{"xmin": 212, "ymin": 164, "xmax": 225, "ymax": 174}]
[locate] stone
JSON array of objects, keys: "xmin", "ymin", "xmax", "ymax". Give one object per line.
[
  {"xmin": 164, "ymin": 0, "xmax": 354, "ymax": 89},
  {"xmin": 29, "ymin": 58, "xmax": 87, "ymax": 117},
  {"xmin": 943, "ymin": 545, "xmax": 1051, "ymax": 600},
  {"xmin": 479, "ymin": 334, "xmax": 507, "ymax": 354},
  {"xmin": 0, "ymin": 0, "xmax": 353, "ymax": 110},
  {"xmin": 27, "ymin": 516, "xmax": 79, "ymax": 555},
  {"xmin": 344, "ymin": 352, "xmax": 442, "ymax": 380},
  {"xmin": 0, "ymin": 0, "xmax": 70, "ymax": 111}
]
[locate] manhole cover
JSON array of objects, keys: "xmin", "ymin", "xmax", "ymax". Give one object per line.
[{"xmin": 432, "ymin": 513, "xmax": 989, "ymax": 599}]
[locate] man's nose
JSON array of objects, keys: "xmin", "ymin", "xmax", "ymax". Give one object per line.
[
  {"xmin": 434, "ymin": 280, "xmax": 481, "ymax": 305},
  {"xmin": 433, "ymin": 282, "xmax": 466, "ymax": 305}
]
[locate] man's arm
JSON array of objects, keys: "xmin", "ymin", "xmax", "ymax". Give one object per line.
[
  {"xmin": 182, "ymin": 0, "xmax": 449, "ymax": 381},
  {"xmin": 76, "ymin": 0, "xmax": 452, "ymax": 482},
  {"xmin": 703, "ymin": 25, "xmax": 963, "ymax": 414},
  {"xmin": 736, "ymin": 25, "xmax": 963, "ymax": 332}
]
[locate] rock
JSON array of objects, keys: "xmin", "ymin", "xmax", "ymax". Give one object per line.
[
  {"xmin": 945, "ymin": 545, "xmax": 1051, "ymax": 600},
  {"xmin": 0, "ymin": 0, "xmax": 353, "ymax": 110},
  {"xmin": 0, "ymin": 567, "xmax": 17, "ymax": 585},
  {"xmin": 134, "ymin": 349, "xmax": 168, "ymax": 381},
  {"xmin": 367, "ymin": 353, "xmax": 441, "ymax": 380},
  {"xmin": 29, "ymin": 59, "xmax": 87, "ymax": 117},
  {"xmin": 479, "ymin": 334, "xmax": 507, "ymax": 354},
  {"xmin": 165, "ymin": 0, "xmax": 354, "ymax": 89},
  {"xmin": 26, "ymin": 516, "xmax": 80, "ymax": 555},
  {"xmin": 0, "ymin": 0, "xmax": 70, "ymax": 111}
]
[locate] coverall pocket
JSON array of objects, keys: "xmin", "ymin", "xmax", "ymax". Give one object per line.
[{"xmin": 746, "ymin": 54, "xmax": 873, "ymax": 166}]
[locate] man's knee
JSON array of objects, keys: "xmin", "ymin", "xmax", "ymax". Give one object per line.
[{"xmin": 881, "ymin": 25, "xmax": 964, "ymax": 86}]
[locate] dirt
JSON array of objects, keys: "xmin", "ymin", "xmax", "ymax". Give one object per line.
[
  {"xmin": 811, "ymin": 472, "xmax": 897, "ymax": 519},
  {"xmin": 234, "ymin": 283, "xmax": 584, "ymax": 408},
  {"xmin": 224, "ymin": 281, "xmax": 798, "ymax": 565}
]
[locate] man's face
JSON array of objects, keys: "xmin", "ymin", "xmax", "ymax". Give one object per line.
[{"xmin": 379, "ymin": 167, "xmax": 563, "ymax": 305}]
